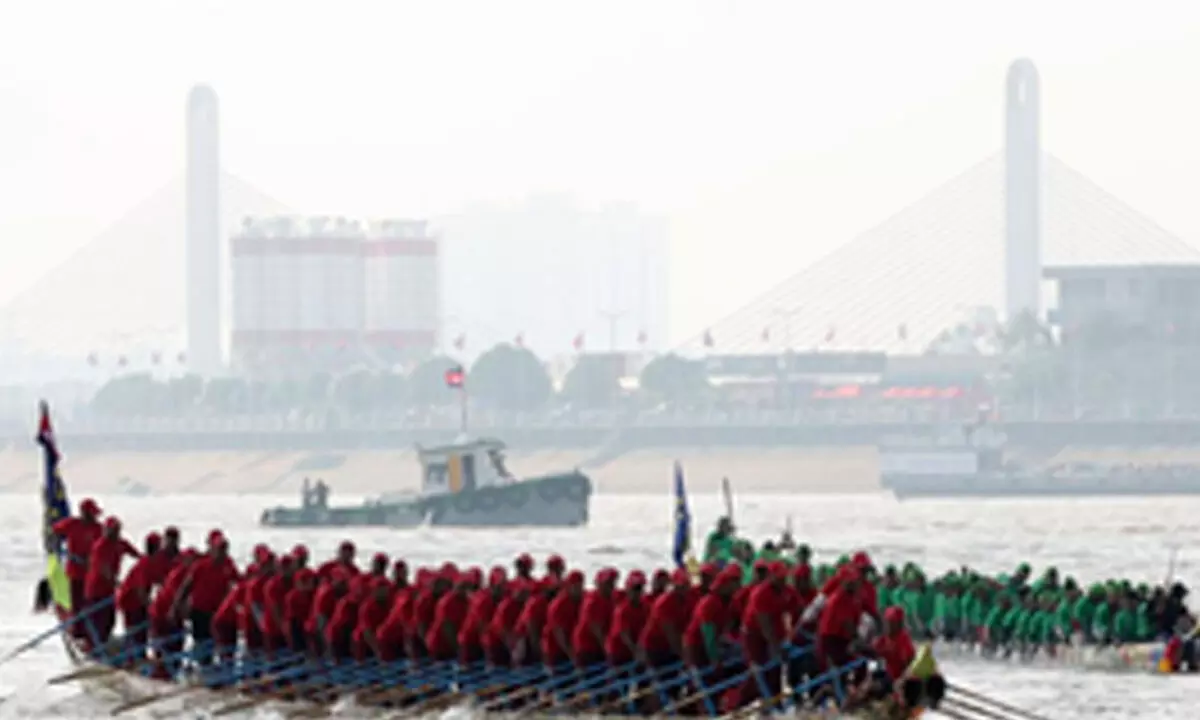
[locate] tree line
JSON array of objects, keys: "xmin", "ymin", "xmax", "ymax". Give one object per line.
[{"xmin": 89, "ymin": 344, "xmax": 712, "ymax": 418}]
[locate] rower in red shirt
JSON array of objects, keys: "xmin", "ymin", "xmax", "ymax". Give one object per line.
[
  {"xmin": 484, "ymin": 578, "xmax": 530, "ymax": 668},
  {"xmin": 846, "ymin": 606, "xmax": 929, "ymax": 713},
  {"xmin": 52, "ymin": 497, "xmax": 103, "ymax": 627},
  {"xmin": 377, "ymin": 580, "xmax": 416, "ymax": 663},
  {"xmin": 83, "ymin": 517, "xmax": 140, "ymax": 644},
  {"xmin": 179, "ymin": 531, "xmax": 239, "ymax": 662},
  {"xmin": 816, "ymin": 568, "xmax": 863, "ymax": 671},
  {"xmin": 262, "ymin": 555, "xmax": 295, "ymax": 656},
  {"xmin": 638, "ymin": 569, "xmax": 691, "ymax": 668},
  {"xmin": 460, "ymin": 567, "xmax": 506, "ymax": 665},
  {"xmin": 284, "ymin": 568, "xmax": 317, "ymax": 654},
  {"xmin": 115, "ymin": 531, "xmax": 162, "ymax": 657},
  {"xmin": 427, "ymin": 575, "xmax": 472, "ymax": 661},
  {"xmin": 308, "ymin": 571, "xmax": 349, "ymax": 656},
  {"xmin": 354, "ymin": 577, "xmax": 394, "ymax": 661},
  {"xmin": 212, "ymin": 577, "xmax": 247, "ymax": 663},
  {"xmin": 515, "ymin": 579, "xmax": 556, "ymax": 666},
  {"xmin": 291, "ymin": 544, "xmax": 309, "ymax": 571},
  {"xmin": 240, "ymin": 553, "xmax": 275, "ymax": 654},
  {"xmin": 327, "ymin": 580, "xmax": 365, "ymax": 661},
  {"xmin": 646, "ymin": 569, "xmax": 670, "ymax": 605},
  {"xmin": 684, "ymin": 569, "xmax": 737, "ymax": 670},
  {"xmin": 408, "ymin": 573, "xmax": 450, "ymax": 660},
  {"xmin": 573, "ymin": 568, "xmax": 618, "ymax": 667},
  {"xmin": 731, "ymin": 563, "xmax": 769, "ymax": 636},
  {"xmin": 148, "ymin": 550, "xmax": 197, "ymax": 673},
  {"xmin": 352, "ymin": 552, "xmax": 389, "ymax": 595},
  {"xmin": 606, "ymin": 572, "xmax": 649, "ymax": 667},
  {"xmin": 543, "ymin": 570, "xmax": 585, "ymax": 667},
  {"xmin": 317, "ymin": 541, "xmax": 360, "ymax": 581},
  {"xmin": 545, "ymin": 555, "xmax": 566, "ymax": 583},
  {"xmin": 513, "ymin": 553, "xmax": 535, "ymax": 587},
  {"xmin": 391, "ymin": 559, "xmax": 409, "ymax": 589}
]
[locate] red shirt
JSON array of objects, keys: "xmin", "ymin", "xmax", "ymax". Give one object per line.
[
  {"xmin": 327, "ymin": 594, "xmax": 361, "ymax": 643},
  {"xmin": 684, "ymin": 594, "xmax": 730, "ymax": 651},
  {"xmin": 53, "ymin": 517, "xmax": 103, "ymax": 580},
  {"xmin": 516, "ymin": 593, "xmax": 551, "ymax": 644},
  {"xmin": 188, "ymin": 556, "xmax": 240, "ymax": 613},
  {"xmin": 572, "ymin": 590, "xmax": 615, "ymax": 657},
  {"xmin": 150, "ymin": 564, "xmax": 190, "ymax": 623},
  {"xmin": 84, "ymin": 536, "xmax": 139, "ymax": 600},
  {"xmin": 873, "ymin": 631, "xmax": 915, "ymax": 680},
  {"xmin": 379, "ymin": 589, "xmax": 414, "ymax": 647},
  {"xmin": 307, "ymin": 583, "xmax": 342, "ymax": 636},
  {"xmin": 742, "ymin": 583, "xmax": 788, "ymax": 645},
  {"xmin": 485, "ymin": 593, "xmax": 525, "ymax": 651},
  {"xmin": 239, "ymin": 575, "xmax": 269, "ymax": 632},
  {"xmin": 353, "ymin": 596, "xmax": 391, "ymax": 645},
  {"xmin": 214, "ymin": 582, "xmax": 246, "ymax": 628},
  {"xmin": 606, "ymin": 597, "xmax": 649, "ymax": 662},
  {"xmin": 542, "ymin": 593, "xmax": 582, "ymax": 662},
  {"xmin": 116, "ymin": 552, "xmax": 164, "ymax": 613},
  {"xmin": 409, "ymin": 590, "xmax": 440, "ymax": 644},
  {"xmin": 317, "ymin": 560, "xmax": 360, "ymax": 582},
  {"xmin": 284, "ymin": 586, "xmax": 314, "ymax": 629},
  {"xmin": 459, "ymin": 591, "xmax": 497, "ymax": 649},
  {"xmin": 638, "ymin": 590, "xmax": 687, "ymax": 653},
  {"xmin": 261, "ymin": 575, "xmax": 291, "ymax": 637},
  {"xmin": 818, "ymin": 587, "xmax": 861, "ymax": 640},
  {"xmin": 730, "ymin": 584, "xmax": 754, "ymax": 634},
  {"xmin": 427, "ymin": 591, "xmax": 470, "ymax": 656}
]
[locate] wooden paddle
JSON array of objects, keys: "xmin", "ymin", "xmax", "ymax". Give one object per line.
[{"xmin": 949, "ymin": 683, "xmax": 1054, "ymax": 720}]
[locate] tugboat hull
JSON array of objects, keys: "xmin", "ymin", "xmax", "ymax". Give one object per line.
[{"xmin": 259, "ymin": 471, "xmax": 591, "ymax": 529}]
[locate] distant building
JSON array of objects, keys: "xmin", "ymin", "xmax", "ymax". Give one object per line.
[
  {"xmin": 230, "ymin": 215, "xmax": 438, "ymax": 375},
  {"xmin": 1044, "ymin": 264, "xmax": 1200, "ymax": 340},
  {"xmin": 437, "ymin": 197, "xmax": 669, "ymax": 357}
]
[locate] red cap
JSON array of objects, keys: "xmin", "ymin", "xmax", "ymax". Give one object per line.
[
  {"xmin": 207, "ymin": 529, "xmax": 225, "ymax": 546},
  {"xmin": 770, "ymin": 561, "xmax": 788, "ymax": 579},
  {"xmin": 339, "ymin": 540, "xmax": 355, "ymax": 553},
  {"xmin": 852, "ymin": 551, "xmax": 873, "ymax": 569},
  {"xmin": 104, "ymin": 516, "xmax": 121, "ymax": 531},
  {"xmin": 465, "ymin": 567, "xmax": 484, "ymax": 587},
  {"xmin": 566, "ymin": 570, "xmax": 585, "ymax": 586},
  {"xmin": 373, "ymin": 552, "xmax": 389, "ymax": 566},
  {"xmin": 489, "ymin": 566, "xmax": 508, "ymax": 585},
  {"xmin": 144, "ymin": 531, "xmax": 162, "ymax": 547},
  {"xmin": 291, "ymin": 544, "xmax": 308, "ymax": 559},
  {"xmin": 652, "ymin": 568, "xmax": 670, "ymax": 584},
  {"xmin": 626, "ymin": 571, "xmax": 647, "ymax": 589},
  {"xmin": 719, "ymin": 566, "xmax": 742, "ymax": 585},
  {"xmin": 516, "ymin": 553, "xmax": 534, "ymax": 569},
  {"xmin": 440, "ymin": 562, "xmax": 458, "ymax": 579},
  {"xmin": 253, "ymin": 544, "xmax": 270, "ymax": 562},
  {"xmin": 80, "ymin": 498, "xmax": 101, "ymax": 517},
  {"xmin": 700, "ymin": 563, "xmax": 719, "ymax": 579},
  {"xmin": 393, "ymin": 559, "xmax": 408, "ymax": 573},
  {"xmin": 885, "ymin": 606, "xmax": 905, "ymax": 624},
  {"xmin": 164, "ymin": 526, "xmax": 180, "ymax": 540},
  {"xmin": 279, "ymin": 555, "xmax": 295, "ymax": 569},
  {"xmin": 671, "ymin": 568, "xmax": 691, "ymax": 586},
  {"xmin": 547, "ymin": 555, "xmax": 566, "ymax": 571}
]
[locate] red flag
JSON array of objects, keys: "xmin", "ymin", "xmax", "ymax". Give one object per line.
[
  {"xmin": 761, "ymin": 327, "xmax": 770, "ymax": 343},
  {"xmin": 897, "ymin": 323, "xmax": 908, "ymax": 341},
  {"xmin": 703, "ymin": 330, "xmax": 714, "ymax": 348},
  {"xmin": 514, "ymin": 333, "xmax": 525, "ymax": 348},
  {"xmin": 824, "ymin": 327, "xmax": 836, "ymax": 343},
  {"xmin": 572, "ymin": 333, "xmax": 584, "ymax": 351},
  {"xmin": 637, "ymin": 330, "xmax": 648, "ymax": 345},
  {"xmin": 444, "ymin": 365, "xmax": 465, "ymax": 388},
  {"xmin": 453, "ymin": 334, "xmax": 466, "ymax": 351}
]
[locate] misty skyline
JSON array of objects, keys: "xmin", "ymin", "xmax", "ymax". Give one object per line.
[{"xmin": 3, "ymin": 1, "xmax": 1200, "ymax": 354}]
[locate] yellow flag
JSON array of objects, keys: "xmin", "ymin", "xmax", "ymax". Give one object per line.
[{"xmin": 45, "ymin": 555, "xmax": 72, "ymax": 612}]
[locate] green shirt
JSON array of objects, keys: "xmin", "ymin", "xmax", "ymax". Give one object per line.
[{"xmin": 1112, "ymin": 609, "xmax": 1137, "ymax": 643}]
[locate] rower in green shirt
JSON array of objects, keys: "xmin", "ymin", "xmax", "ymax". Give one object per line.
[
  {"xmin": 702, "ymin": 517, "xmax": 737, "ymax": 565},
  {"xmin": 1112, "ymin": 592, "xmax": 1139, "ymax": 645}
]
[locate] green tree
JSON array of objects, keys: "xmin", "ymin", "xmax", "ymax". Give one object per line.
[
  {"xmin": 638, "ymin": 353, "xmax": 709, "ymax": 407},
  {"xmin": 469, "ymin": 343, "xmax": 553, "ymax": 412},
  {"xmin": 408, "ymin": 355, "xmax": 461, "ymax": 407},
  {"xmin": 90, "ymin": 373, "xmax": 164, "ymax": 417},
  {"xmin": 560, "ymin": 355, "xmax": 623, "ymax": 409}
]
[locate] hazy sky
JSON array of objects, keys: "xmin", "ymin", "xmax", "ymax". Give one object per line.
[{"xmin": 3, "ymin": 1, "xmax": 1200, "ymax": 347}]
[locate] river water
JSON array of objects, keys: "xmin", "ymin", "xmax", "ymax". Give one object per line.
[{"xmin": 0, "ymin": 492, "xmax": 1197, "ymax": 718}]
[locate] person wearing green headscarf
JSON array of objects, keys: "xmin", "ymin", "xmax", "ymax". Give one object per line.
[
  {"xmin": 982, "ymin": 594, "xmax": 1014, "ymax": 654},
  {"xmin": 932, "ymin": 578, "xmax": 964, "ymax": 641}
]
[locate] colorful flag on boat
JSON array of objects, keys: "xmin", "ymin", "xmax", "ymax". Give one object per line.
[
  {"xmin": 36, "ymin": 402, "xmax": 72, "ymax": 612},
  {"xmin": 671, "ymin": 461, "xmax": 692, "ymax": 569}
]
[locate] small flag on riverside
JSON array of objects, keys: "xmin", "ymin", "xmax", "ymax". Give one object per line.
[
  {"xmin": 35, "ymin": 402, "xmax": 72, "ymax": 613},
  {"xmin": 671, "ymin": 461, "xmax": 692, "ymax": 569},
  {"xmin": 444, "ymin": 365, "xmax": 465, "ymax": 389}
]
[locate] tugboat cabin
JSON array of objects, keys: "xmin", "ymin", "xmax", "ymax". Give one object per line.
[{"xmin": 417, "ymin": 438, "xmax": 516, "ymax": 496}]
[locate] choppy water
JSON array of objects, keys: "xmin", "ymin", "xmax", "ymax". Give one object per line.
[{"xmin": 1, "ymin": 492, "xmax": 1198, "ymax": 718}]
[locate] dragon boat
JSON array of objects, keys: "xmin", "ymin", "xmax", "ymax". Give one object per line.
[
  {"xmin": 55, "ymin": 633, "xmax": 927, "ymax": 719},
  {"xmin": 259, "ymin": 437, "xmax": 592, "ymax": 529}
]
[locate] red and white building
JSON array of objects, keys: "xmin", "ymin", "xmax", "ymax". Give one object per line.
[{"xmin": 230, "ymin": 216, "xmax": 438, "ymax": 374}]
